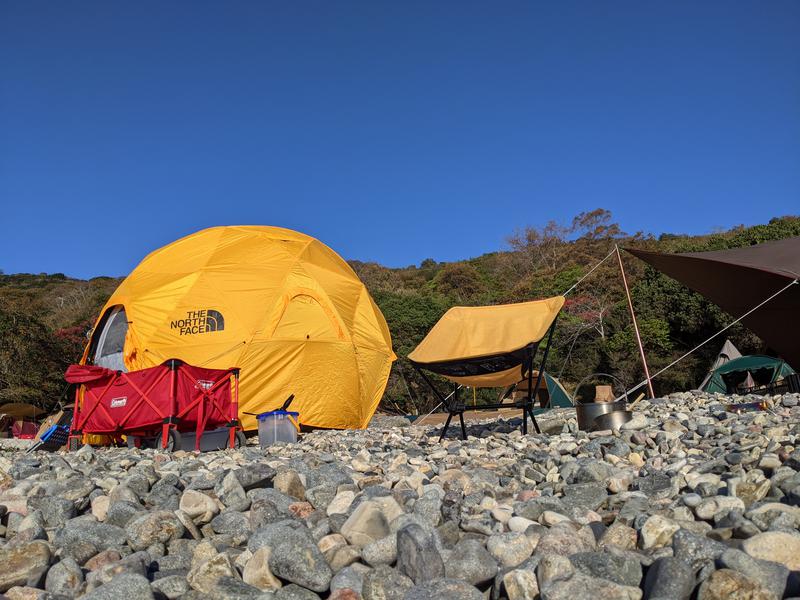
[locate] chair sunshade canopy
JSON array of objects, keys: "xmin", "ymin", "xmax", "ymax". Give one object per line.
[{"xmin": 408, "ymin": 296, "xmax": 565, "ymax": 387}]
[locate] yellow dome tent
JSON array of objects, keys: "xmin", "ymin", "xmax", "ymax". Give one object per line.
[{"xmin": 82, "ymin": 226, "xmax": 395, "ymax": 430}]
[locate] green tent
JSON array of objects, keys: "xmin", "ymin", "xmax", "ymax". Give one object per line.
[
  {"xmin": 701, "ymin": 355, "xmax": 795, "ymax": 394},
  {"xmin": 538, "ymin": 372, "xmax": 573, "ymax": 409},
  {"xmin": 510, "ymin": 371, "xmax": 573, "ymax": 410}
]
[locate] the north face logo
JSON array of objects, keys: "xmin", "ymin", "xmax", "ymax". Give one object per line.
[{"xmin": 170, "ymin": 309, "xmax": 225, "ymax": 336}]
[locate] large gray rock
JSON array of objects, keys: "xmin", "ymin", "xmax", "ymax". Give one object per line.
[
  {"xmin": 55, "ymin": 518, "xmax": 128, "ymax": 551},
  {"xmin": 45, "ymin": 557, "xmax": 84, "ymax": 597},
  {"xmin": 105, "ymin": 500, "xmax": 147, "ymax": 528},
  {"xmin": 570, "ymin": 551, "xmax": 642, "ymax": 587},
  {"xmin": 741, "ymin": 531, "xmax": 800, "ymax": 570},
  {"xmin": 29, "ymin": 495, "xmax": 77, "ymax": 527},
  {"xmin": 671, "ymin": 529, "xmax": 726, "ymax": 571},
  {"xmin": 536, "ymin": 523, "xmax": 595, "ymax": 556},
  {"xmin": 642, "ymin": 557, "xmax": 695, "ymax": 600},
  {"xmin": 126, "ymin": 510, "xmax": 185, "ymax": 551},
  {"xmin": 211, "ymin": 510, "xmax": 250, "ymax": 539},
  {"xmin": 82, "ymin": 573, "xmax": 155, "ymax": 600},
  {"xmin": 396, "ymin": 523, "xmax": 445, "ymax": 585},
  {"xmin": 275, "ymin": 583, "xmax": 322, "ymax": 599},
  {"xmin": 363, "ymin": 565, "xmax": 414, "ymax": 600},
  {"xmin": 248, "ymin": 523, "xmax": 332, "ymax": 592},
  {"xmin": 249, "ymin": 488, "xmax": 296, "ymax": 514},
  {"xmin": 637, "ymin": 472, "xmax": 676, "ymax": 500},
  {"xmin": 539, "ymin": 571, "xmax": 642, "ymax": 600},
  {"xmin": 215, "ymin": 471, "xmax": 251, "ymax": 512},
  {"xmin": 250, "ymin": 498, "xmax": 284, "ymax": 530},
  {"xmin": 696, "ymin": 569, "xmax": 773, "ymax": 600},
  {"xmin": 718, "ymin": 548, "xmax": 788, "ymax": 599},
  {"xmin": 234, "ymin": 463, "xmax": 277, "ymax": 491},
  {"xmin": 151, "ymin": 574, "xmax": 191, "ymax": 599},
  {"xmin": 487, "ymin": 532, "xmax": 534, "ymax": 568},
  {"xmin": 403, "ymin": 578, "xmax": 483, "ymax": 600},
  {"xmin": 0, "ymin": 540, "xmax": 51, "ymax": 592},
  {"xmin": 562, "ymin": 482, "xmax": 608, "ymax": 511},
  {"xmin": 186, "ymin": 553, "xmax": 238, "ymax": 594},
  {"xmin": 211, "ymin": 576, "xmax": 269, "ymax": 599},
  {"xmin": 445, "ymin": 539, "xmax": 498, "ymax": 586}
]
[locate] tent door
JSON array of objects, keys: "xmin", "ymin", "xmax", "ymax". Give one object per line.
[
  {"xmin": 272, "ymin": 294, "xmax": 344, "ymax": 341},
  {"xmin": 90, "ymin": 306, "xmax": 129, "ymax": 371}
]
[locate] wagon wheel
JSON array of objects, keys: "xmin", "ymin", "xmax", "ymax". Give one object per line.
[
  {"xmin": 164, "ymin": 429, "xmax": 181, "ymax": 452},
  {"xmin": 233, "ymin": 430, "xmax": 247, "ymax": 449}
]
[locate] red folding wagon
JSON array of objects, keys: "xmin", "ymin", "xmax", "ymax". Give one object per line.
[{"xmin": 65, "ymin": 359, "xmax": 243, "ymax": 451}]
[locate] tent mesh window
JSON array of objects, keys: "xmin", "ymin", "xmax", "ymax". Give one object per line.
[{"xmin": 92, "ymin": 306, "xmax": 128, "ymax": 372}]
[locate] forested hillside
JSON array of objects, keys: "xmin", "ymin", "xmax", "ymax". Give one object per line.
[{"xmin": 2, "ymin": 211, "xmax": 798, "ymax": 413}]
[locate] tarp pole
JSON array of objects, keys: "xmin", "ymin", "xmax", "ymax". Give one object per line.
[{"xmin": 616, "ymin": 245, "xmax": 656, "ymax": 398}]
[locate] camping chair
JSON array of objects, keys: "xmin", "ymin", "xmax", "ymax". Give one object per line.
[
  {"xmin": 27, "ymin": 424, "xmax": 70, "ymax": 453},
  {"xmin": 408, "ymin": 296, "xmax": 564, "ymax": 440}
]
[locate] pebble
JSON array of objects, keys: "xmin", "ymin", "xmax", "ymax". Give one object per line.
[
  {"xmin": 396, "ymin": 523, "xmax": 445, "ymax": 584},
  {"xmin": 403, "ymin": 578, "xmax": 483, "ymax": 600},
  {"xmin": 640, "ymin": 515, "xmax": 679, "ymax": 549},
  {"xmin": 696, "ymin": 569, "xmax": 773, "ymax": 600},
  {"xmin": 741, "ymin": 530, "xmax": 800, "ymax": 570},
  {"xmin": 642, "ymin": 557, "xmax": 695, "ymax": 600},
  {"xmin": 242, "ymin": 546, "xmax": 283, "ymax": 591},
  {"xmin": 486, "ymin": 531, "xmax": 533, "ymax": 568},
  {"xmin": 0, "ymin": 541, "xmax": 51, "ymax": 592},
  {"xmin": 445, "ymin": 539, "xmax": 498, "ymax": 585}
]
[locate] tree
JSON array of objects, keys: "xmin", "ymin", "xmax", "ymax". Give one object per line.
[
  {"xmin": 0, "ymin": 307, "xmax": 74, "ymax": 409},
  {"xmin": 433, "ymin": 263, "xmax": 487, "ymax": 303}
]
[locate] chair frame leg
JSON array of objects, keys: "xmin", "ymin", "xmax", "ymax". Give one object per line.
[{"xmin": 439, "ymin": 411, "xmax": 454, "ymax": 442}]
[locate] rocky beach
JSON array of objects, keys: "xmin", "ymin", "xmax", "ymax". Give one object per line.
[{"xmin": 2, "ymin": 391, "xmax": 800, "ymax": 599}]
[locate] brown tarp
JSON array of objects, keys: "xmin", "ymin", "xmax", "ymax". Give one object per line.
[{"xmin": 626, "ymin": 237, "xmax": 800, "ymax": 369}]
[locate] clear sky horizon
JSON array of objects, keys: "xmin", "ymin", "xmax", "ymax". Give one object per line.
[{"xmin": 2, "ymin": 1, "xmax": 798, "ymax": 279}]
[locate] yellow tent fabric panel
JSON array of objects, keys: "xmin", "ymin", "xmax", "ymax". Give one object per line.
[
  {"xmin": 83, "ymin": 226, "xmax": 395, "ymax": 431},
  {"xmin": 408, "ymin": 296, "xmax": 565, "ymax": 365}
]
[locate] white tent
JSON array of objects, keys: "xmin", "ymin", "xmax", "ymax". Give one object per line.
[{"xmin": 698, "ymin": 339, "xmax": 743, "ymax": 390}]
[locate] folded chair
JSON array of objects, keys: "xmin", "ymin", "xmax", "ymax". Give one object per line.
[{"xmin": 408, "ymin": 296, "xmax": 564, "ymax": 440}]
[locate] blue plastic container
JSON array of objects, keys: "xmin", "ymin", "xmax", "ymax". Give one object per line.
[{"xmin": 257, "ymin": 409, "xmax": 299, "ymax": 447}]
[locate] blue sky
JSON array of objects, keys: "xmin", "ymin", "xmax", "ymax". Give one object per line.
[{"xmin": 2, "ymin": 1, "xmax": 798, "ymax": 279}]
